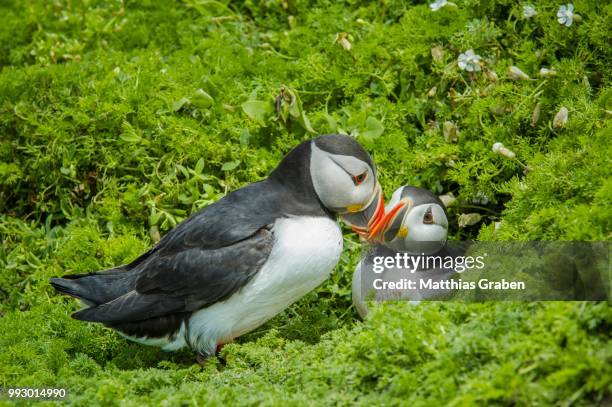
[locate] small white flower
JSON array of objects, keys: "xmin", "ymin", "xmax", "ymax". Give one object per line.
[
  {"xmin": 557, "ymin": 3, "xmax": 574, "ymax": 26},
  {"xmin": 430, "ymin": 0, "xmax": 448, "ymax": 11},
  {"xmin": 458, "ymin": 49, "xmax": 482, "ymax": 72},
  {"xmin": 522, "ymin": 4, "xmax": 537, "ymax": 18}
]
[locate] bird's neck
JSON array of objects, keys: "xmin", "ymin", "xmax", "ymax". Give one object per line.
[{"xmin": 268, "ymin": 141, "xmax": 334, "ymax": 219}]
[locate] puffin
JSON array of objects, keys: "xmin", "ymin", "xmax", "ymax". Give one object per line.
[
  {"xmin": 51, "ymin": 134, "xmax": 396, "ymax": 358},
  {"xmin": 352, "ymin": 186, "xmax": 459, "ymax": 318}
]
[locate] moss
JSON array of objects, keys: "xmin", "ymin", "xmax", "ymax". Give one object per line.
[{"xmin": 0, "ymin": 0, "xmax": 610, "ymax": 405}]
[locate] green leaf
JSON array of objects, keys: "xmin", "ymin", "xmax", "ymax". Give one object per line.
[
  {"xmin": 195, "ymin": 158, "xmax": 205, "ymax": 174},
  {"xmin": 199, "ymin": 76, "xmax": 219, "ymax": 98},
  {"xmin": 149, "ymin": 211, "xmax": 162, "ymax": 226},
  {"xmin": 192, "ymin": 89, "xmax": 214, "ymax": 109},
  {"xmin": 203, "ymin": 184, "xmax": 216, "ymax": 197},
  {"xmin": 325, "ymin": 114, "xmax": 338, "ymax": 132},
  {"xmin": 241, "ymin": 100, "xmax": 273, "ymax": 124},
  {"xmin": 288, "ymin": 93, "xmax": 301, "ymax": 118},
  {"xmin": 346, "ymin": 110, "xmax": 366, "ymax": 128},
  {"xmin": 300, "ymin": 111, "xmax": 316, "ymax": 133},
  {"xmin": 173, "ymin": 97, "xmax": 190, "ymax": 112},
  {"xmin": 362, "ymin": 116, "xmax": 384, "ymax": 140},
  {"xmin": 221, "ymin": 160, "xmax": 241, "ymax": 171},
  {"xmin": 240, "ymin": 129, "xmax": 251, "ymax": 146},
  {"xmin": 176, "ymin": 164, "xmax": 189, "ymax": 177},
  {"xmin": 119, "ymin": 120, "xmax": 144, "ymax": 144}
]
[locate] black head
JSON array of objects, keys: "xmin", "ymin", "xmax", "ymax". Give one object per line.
[
  {"xmin": 378, "ymin": 185, "xmax": 449, "ymax": 253},
  {"xmin": 269, "ymin": 134, "xmax": 384, "ymax": 236}
]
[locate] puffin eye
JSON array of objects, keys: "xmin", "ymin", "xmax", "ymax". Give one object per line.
[
  {"xmin": 423, "ymin": 207, "xmax": 434, "ymax": 224},
  {"xmin": 352, "ymin": 171, "xmax": 367, "ymax": 186}
]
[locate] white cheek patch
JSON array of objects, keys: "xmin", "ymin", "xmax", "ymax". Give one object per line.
[
  {"xmin": 403, "ymin": 204, "xmax": 448, "ymax": 245},
  {"xmin": 310, "ymin": 145, "xmax": 345, "ymax": 208},
  {"xmin": 384, "ymin": 204, "xmax": 448, "ymax": 249},
  {"xmin": 310, "ymin": 142, "xmax": 373, "ymax": 210},
  {"xmin": 406, "ymin": 224, "xmax": 448, "ymax": 243},
  {"xmin": 431, "ymin": 205, "xmax": 448, "ymax": 229}
]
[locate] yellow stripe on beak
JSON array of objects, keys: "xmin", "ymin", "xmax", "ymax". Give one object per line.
[
  {"xmin": 397, "ymin": 226, "xmax": 409, "ymax": 238},
  {"xmin": 346, "ymin": 204, "xmax": 364, "ymax": 213}
]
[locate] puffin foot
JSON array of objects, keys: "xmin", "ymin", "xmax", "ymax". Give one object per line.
[
  {"xmin": 195, "ymin": 344, "xmax": 227, "ymax": 367},
  {"xmin": 196, "ymin": 353, "xmax": 209, "ymax": 367},
  {"xmin": 216, "ymin": 344, "xmax": 228, "ymax": 366}
]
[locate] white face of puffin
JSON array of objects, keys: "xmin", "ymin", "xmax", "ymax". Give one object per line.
[
  {"xmin": 377, "ymin": 186, "xmax": 448, "ymax": 254},
  {"xmin": 309, "ymin": 142, "xmax": 385, "ymax": 237}
]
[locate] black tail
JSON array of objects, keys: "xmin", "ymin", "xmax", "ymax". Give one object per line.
[
  {"xmin": 50, "ymin": 275, "xmax": 96, "ymax": 305},
  {"xmin": 50, "ymin": 268, "xmax": 134, "ymax": 307}
]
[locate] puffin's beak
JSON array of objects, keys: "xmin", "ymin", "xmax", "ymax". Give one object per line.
[
  {"xmin": 350, "ymin": 189, "xmax": 385, "ymax": 239},
  {"xmin": 340, "ymin": 184, "xmax": 385, "ymax": 238},
  {"xmin": 366, "ymin": 200, "xmax": 408, "ymax": 242}
]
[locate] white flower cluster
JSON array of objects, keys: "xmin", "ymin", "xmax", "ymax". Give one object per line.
[
  {"xmin": 453, "ymin": 3, "xmax": 582, "ymax": 73},
  {"xmin": 557, "ymin": 3, "xmax": 576, "ymax": 26},
  {"xmin": 522, "ymin": 4, "xmax": 537, "ymax": 18},
  {"xmin": 432, "ymin": 2, "xmax": 581, "ymax": 28},
  {"xmin": 457, "ymin": 49, "xmax": 482, "ymax": 72},
  {"xmin": 521, "ymin": 3, "xmax": 581, "ymax": 27}
]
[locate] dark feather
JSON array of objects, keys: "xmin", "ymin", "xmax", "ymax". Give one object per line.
[
  {"xmin": 51, "ymin": 267, "xmax": 136, "ymax": 306},
  {"xmin": 106, "ymin": 313, "xmax": 191, "ymax": 339},
  {"xmin": 136, "ymin": 227, "xmax": 275, "ymax": 310},
  {"xmin": 72, "ymin": 291, "xmax": 184, "ymax": 322},
  {"xmin": 69, "ymin": 227, "xmax": 274, "ymax": 324}
]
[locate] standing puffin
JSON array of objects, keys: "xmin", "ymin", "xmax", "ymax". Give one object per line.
[
  {"xmin": 352, "ymin": 186, "xmax": 456, "ymax": 318},
  {"xmin": 51, "ymin": 134, "xmax": 392, "ymax": 358}
]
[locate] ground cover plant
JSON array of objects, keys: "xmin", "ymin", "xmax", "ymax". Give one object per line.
[{"xmin": 0, "ymin": 0, "xmax": 610, "ymax": 405}]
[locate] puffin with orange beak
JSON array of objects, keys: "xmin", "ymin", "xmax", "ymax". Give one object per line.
[
  {"xmin": 352, "ymin": 186, "xmax": 454, "ymax": 318},
  {"xmin": 51, "ymin": 134, "xmax": 388, "ymax": 359}
]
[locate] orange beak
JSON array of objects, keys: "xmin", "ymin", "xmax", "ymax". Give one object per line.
[
  {"xmin": 350, "ymin": 188, "xmax": 386, "ymax": 239},
  {"xmin": 365, "ymin": 200, "xmax": 407, "ymax": 242}
]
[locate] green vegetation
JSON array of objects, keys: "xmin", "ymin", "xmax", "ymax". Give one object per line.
[{"xmin": 0, "ymin": 0, "xmax": 610, "ymax": 405}]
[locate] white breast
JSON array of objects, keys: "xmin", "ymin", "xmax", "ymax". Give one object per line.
[{"xmin": 183, "ymin": 216, "xmax": 343, "ymax": 355}]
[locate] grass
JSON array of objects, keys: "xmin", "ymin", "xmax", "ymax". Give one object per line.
[{"xmin": 0, "ymin": 0, "xmax": 610, "ymax": 405}]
